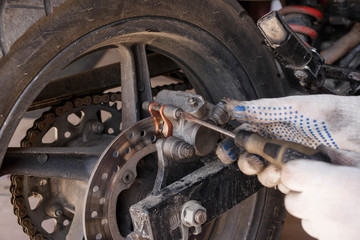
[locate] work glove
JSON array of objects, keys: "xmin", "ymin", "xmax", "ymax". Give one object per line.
[
  {"xmin": 225, "ymin": 94, "xmax": 359, "ymax": 152},
  {"xmin": 282, "ymin": 160, "xmax": 360, "ymax": 240},
  {"xmin": 217, "ymin": 94, "xmax": 360, "ymax": 187},
  {"xmin": 216, "ymin": 94, "xmax": 360, "ymax": 240}
]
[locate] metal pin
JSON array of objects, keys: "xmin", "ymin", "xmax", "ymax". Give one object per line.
[{"xmin": 181, "ymin": 112, "xmax": 236, "ymax": 139}]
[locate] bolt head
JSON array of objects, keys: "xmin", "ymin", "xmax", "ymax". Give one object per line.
[
  {"xmin": 55, "ymin": 209, "xmax": 63, "ymax": 216},
  {"xmin": 37, "ymin": 154, "xmax": 48, "ymax": 163},
  {"xmin": 182, "ymin": 145, "xmax": 195, "ymax": 158},
  {"xmin": 294, "ymin": 70, "xmax": 308, "ymax": 81}
]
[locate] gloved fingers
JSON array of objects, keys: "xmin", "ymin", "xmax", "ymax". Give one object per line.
[
  {"xmin": 284, "ymin": 191, "xmax": 311, "ymax": 220},
  {"xmin": 277, "ymin": 183, "xmax": 290, "ymax": 194},
  {"xmin": 257, "ymin": 164, "xmax": 281, "ymax": 188},
  {"xmin": 237, "ymin": 152, "xmax": 265, "ymax": 175},
  {"xmin": 237, "ymin": 154, "xmax": 282, "ymax": 189},
  {"xmin": 216, "ymin": 137, "xmax": 241, "ymax": 164},
  {"xmin": 301, "ymin": 219, "xmax": 319, "ymax": 240},
  {"xmin": 281, "ymin": 160, "xmax": 334, "ymax": 192}
]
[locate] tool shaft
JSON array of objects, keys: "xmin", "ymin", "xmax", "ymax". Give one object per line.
[{"xmin": 183, "ymin": 113, "xmax": 236, "ymax": 138}]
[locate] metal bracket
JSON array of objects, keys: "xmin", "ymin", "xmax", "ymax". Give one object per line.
[{"xmin": 128, "ymin": 159, "xmax": 263, "ymax": 239}]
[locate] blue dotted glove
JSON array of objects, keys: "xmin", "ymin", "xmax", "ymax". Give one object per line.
[{"xmin": 225, "ymin": 95, "xmax": 360, "ymax": 153}]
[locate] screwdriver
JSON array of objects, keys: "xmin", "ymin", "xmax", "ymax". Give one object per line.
[{"xmin": 182, "ymin": 112, "xmax": 330, "ymax": 169}]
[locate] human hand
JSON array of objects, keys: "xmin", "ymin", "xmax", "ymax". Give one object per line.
[
  {"xmin": 224, "ymin": 95, "xmax": 360, "ymax": 152},
  {"xmin": 216, "ymin": 95, "xmax": 360, "ymax": 239},
  {"xmin": 216, "ymin": 139, "xmax": 360, "ymax": 239},
  {"xmin": 217, "ymin": 94, "xmax": 360, "ymax": 187},
  {"xmin": 281, "ymin": 160, "xmax": 360, "ymax": 240}
]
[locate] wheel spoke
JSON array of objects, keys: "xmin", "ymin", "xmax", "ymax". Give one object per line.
[
  {"xmin": 117, "ymin": 44, "xmax": 153, "ymax": 129},
  {"xmin": 117, "ymin": 45, "xmax": 139, "ymax": 129},
  {"xmin": 133, "ymin": 44, "xmax": 153, "ymax": 118}
]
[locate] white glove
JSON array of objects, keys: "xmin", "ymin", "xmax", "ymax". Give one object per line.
[
  {"xmin": 225, "ymin": 94, "xmax": 360, "ymax": 152},
  {"xmin": 282, "ymin": 160, "xmax": 360, "ymax": 240}
]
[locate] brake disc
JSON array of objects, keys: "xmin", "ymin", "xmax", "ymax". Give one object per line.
[{"xmin": 84, "ymin": 117, "xmax": 162, "ymax": 240}]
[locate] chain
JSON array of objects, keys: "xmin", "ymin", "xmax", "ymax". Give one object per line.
[
  {"xmin": 10, "ymin": 92, "xmax": 120, "ymax": 240},
  {"xmin": 9, "ymin": 81, "xmax": 192, "ymax": 240}
]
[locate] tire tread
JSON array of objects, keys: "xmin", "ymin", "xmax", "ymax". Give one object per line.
[{"xmin": 0, "ymin": 0, "xmax": 66, "ymax": 57}]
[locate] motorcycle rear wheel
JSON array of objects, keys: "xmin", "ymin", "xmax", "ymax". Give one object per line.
[{"xmin": 0, "ymin": 0, "xmax": 286, "ymax": 239}]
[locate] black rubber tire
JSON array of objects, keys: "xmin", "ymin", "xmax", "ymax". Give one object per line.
[{"xmin": 0, "ymin": 0, "xmax": 287, "ymax": 239}]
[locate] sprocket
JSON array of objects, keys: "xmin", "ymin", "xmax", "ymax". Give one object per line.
[{"xmin": 10, "ymin": 93, "xmax": 122, "ymax": 240}]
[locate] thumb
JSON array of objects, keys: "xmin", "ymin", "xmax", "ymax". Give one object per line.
[{"xmin": 281, "ymin": 160, "xmax": 335, "ymax": 192}]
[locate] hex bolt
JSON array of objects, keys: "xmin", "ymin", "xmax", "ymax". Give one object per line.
[
  {"xmin": 37, "ymin": 154, "xmax": 48, "ymax": 163},
  {"xmin": 92, "ymin": 121, "xmax": 104, "ymax": 133},
  {"xmin": 181, "ymin": 200, "xmax": 207, "ymax": 232},
  {"xmin": 194, "ymin": 209, "xmax": 207, "ymax": 225}
]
